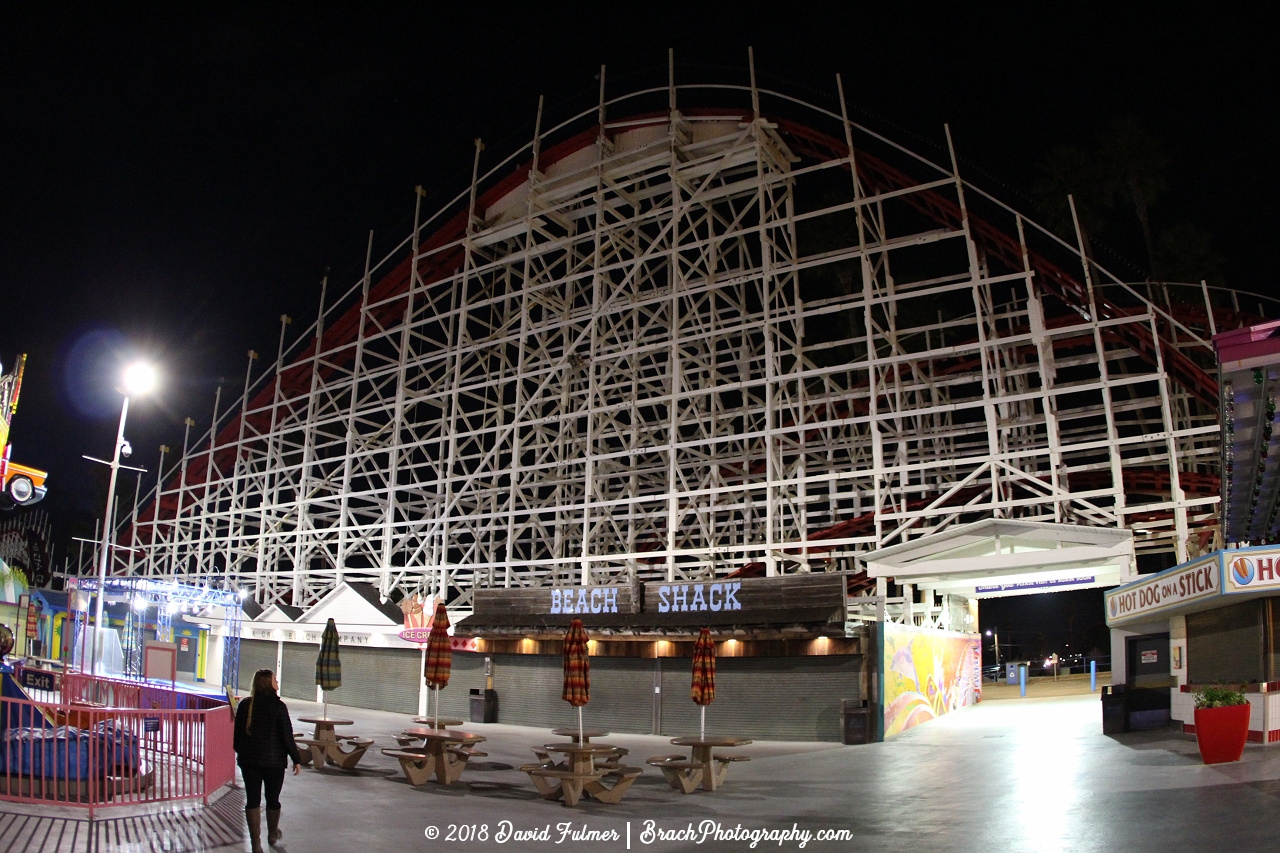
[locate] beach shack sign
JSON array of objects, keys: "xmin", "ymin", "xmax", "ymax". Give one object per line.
[
  {"xmin": 467, "ymin": 573, "xmax": 845, "ymax": 629},
  {"xmin": 651, "ymin": 581, "xmax": 742, "ymax": 612}
]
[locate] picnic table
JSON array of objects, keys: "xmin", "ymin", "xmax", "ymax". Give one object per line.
[
  {"xmin": 296, "ymin": 716, "xmax": 373, "ymax": 770},
  {"xmin": 410, "ymin": 716, "xmax": 465, "ymax": 728},
  {"xmin": 397, "ymin": 717, "xmax": 466, "ymax": 746},
  {"xmin": 521, "ymin": 742, "xmax": 642, "ymax": 807},
  {"xmin": 550, "ymin": 727, "xmax": 610, "ymax": 743},
  {"xmin": 382, "ymin": 728, "xmax": 488, "ymax": 786},
  {"xmin": 649, "ymin": 736, "xmax": 753, "ymax": 793}
]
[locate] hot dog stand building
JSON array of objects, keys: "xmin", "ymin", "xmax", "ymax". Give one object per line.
[{"xmin": 1103, "ymin": 320, "xmax": 1280, "ymax": 743}]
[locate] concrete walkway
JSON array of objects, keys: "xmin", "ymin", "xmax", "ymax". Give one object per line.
[{"xmin": 3, "ymin": 692, "xmax": 1279, "ymax": 852}]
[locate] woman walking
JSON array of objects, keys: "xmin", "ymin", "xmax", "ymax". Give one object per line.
[{"xmin": 234, "ymin": 669, "xmax": 302, "ymax": 852}]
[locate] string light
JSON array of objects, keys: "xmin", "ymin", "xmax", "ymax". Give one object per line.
[{"xmin": 1224, "ymin": 381, "xmax": 1235, "ymax": 538}]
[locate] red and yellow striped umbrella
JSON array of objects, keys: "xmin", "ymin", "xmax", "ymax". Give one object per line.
[
  {"xmin": 561, "ymin": 619, "xmax": 590, "ymax": 707},
  {"xmin": 424, "ymin": 602, "xmax": 452, "ymax": 728},
  {"xmin": 691, "ymin": 628, "xmax": 716, "ymax": 706},
  {"xmin": 424, "ymin": 602, "xmax": 452, "ymax": 688}
]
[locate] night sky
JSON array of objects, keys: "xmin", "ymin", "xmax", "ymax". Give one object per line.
[{"xmin": 2, "ymin": 4, "xmax": 1274, "ymax": 650}]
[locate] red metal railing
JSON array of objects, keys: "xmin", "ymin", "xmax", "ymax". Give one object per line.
[
  {"xmin": 61, "ymin": 671, "xmax": 227, "ymax": 712},
  {"xmin": 2, "ymin": 676, "xmax": 235, "ymax": 816}
]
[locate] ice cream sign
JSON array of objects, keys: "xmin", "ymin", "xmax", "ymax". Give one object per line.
[{"xmin": 398, "ymin": 593, "xmax": 437, "ymax": 643}]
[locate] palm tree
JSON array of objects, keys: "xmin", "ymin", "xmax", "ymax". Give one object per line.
[
  {"xmin": 1096, "ymin": 118, "xmax": 1168, "ymax": 278},
  {"xmin": 1032, "ymin": 145, "xmax": 1112, "ymax": 259}
]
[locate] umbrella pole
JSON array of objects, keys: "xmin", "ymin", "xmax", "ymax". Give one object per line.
[
  {"xmin": 323, "ymin": 689, "xmax": 327, "ymax": 720},
  {"xmin": 700, "ymin": 704, "xmax": 705, "ymax": 739},
  {"xmin": 577, "ymin": 705, "xmax": 583, "ymax": 743},
  {"xmin": 434, "ymin": 685, "xmax": 439, "ymax": 728}
]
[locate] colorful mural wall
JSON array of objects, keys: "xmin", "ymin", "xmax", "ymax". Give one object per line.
[{"xmin": 883, "ymin": 623, "xmax": 981, "ymax": 737}]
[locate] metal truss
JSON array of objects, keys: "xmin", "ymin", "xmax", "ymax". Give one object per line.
[{"xmin": 105, "ymin": 64, "xmax": 1272, "ymax": 610}]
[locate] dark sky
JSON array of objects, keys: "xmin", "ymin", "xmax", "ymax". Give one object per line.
[{"xmin": 2, "ymin": 3, "xmax": 1276, "ymax": 609}]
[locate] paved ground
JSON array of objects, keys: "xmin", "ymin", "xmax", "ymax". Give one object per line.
[
  {"xmin": 3, "ymin": 691, "xmax": 1279, "ymax": 853},
  {"xmin": 981, "ymin": 671, "xmax": 1100, "ymax": 700}
]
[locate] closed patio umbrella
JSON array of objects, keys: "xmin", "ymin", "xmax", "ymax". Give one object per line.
[
  {"xmin": 562, "ymin": 618, "xmax": 590, "ymax": 742},
  {"xmin": 424, "ymin": 602, "xmax": 452, "ymax": 728},
  {"xmin": 316, "ymin": 617, "xmax": 341, "ymax": 718},
  {"xmin": 691, "ymin": 628, "xmax": 716, "ymax": 738}
]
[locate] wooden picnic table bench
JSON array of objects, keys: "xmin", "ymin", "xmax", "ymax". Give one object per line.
[
  {"xmin": 385, "ymin": 728, "xmax": 488, "ymax": 785},
  {"xmin": 295, "ymin": 716, "xmax": 374, "ymax": 770},
  {"xmin": 522, "ymin": 743, "xmax": 642, "ymax": 807},
  {"xmin": 652, "ymin": 736, "xmax": 753, "ymax": 792}
]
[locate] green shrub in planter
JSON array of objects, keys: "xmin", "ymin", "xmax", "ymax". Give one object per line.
[
  {"xmin": 1192, "ymin": 685, "xmax": 1250, "ymax": 764},
  {"xmin": 1193, "ymin": 685, "xmax": 1248, "ymax": 708}
]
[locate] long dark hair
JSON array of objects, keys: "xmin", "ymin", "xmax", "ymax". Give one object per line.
[{"xmin": 245, "ymin": 668, "xmax": 276, "ymax": 734}]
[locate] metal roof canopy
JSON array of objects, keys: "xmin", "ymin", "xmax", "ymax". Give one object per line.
[{"xmin": 862, "ymin": 520, "xmax": 1135, "ymax": 599}]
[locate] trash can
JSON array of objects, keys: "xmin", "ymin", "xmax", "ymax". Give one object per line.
[
  {"xmin": 1101, "ymin": 684, "xmax": 1127, "ymax": 735},
  {"xmin": 469, "ymin": 688, "xmax": 498, "ymax": 723},
  {"xmin": 841, "ymin": 699, "xmax": 871, "ymax": 745}
]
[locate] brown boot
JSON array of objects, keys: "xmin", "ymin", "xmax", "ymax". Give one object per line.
[
  {"xmin": 245, "ymin": 807, "xmax": 263, "ymax": 853},
  {"xmin": 267, "ymin": 808, "xmax": 283, "ymax": 845}
]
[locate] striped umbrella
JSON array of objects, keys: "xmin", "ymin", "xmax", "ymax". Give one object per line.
[
  {"xmin": 424, "ymin": 602, "xmax": 452, "ymax": 728},
  {"xmin": 561, "ymin": 618, "xmax": 590, "ymax": 741},
  {"xmin": 316, "ymin": 618, "xmax": 341, "ymax": 718},
  {"xmin": 691, "ymin": 628, "xmax": 717, "ymax": 738}
]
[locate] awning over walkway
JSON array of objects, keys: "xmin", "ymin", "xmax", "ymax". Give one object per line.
[{"xmin": 862, "ymin": 519, "xmax": 1135, "ymax": 599}]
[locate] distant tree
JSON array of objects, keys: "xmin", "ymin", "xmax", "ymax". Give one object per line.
[
  {"xmin": 1032, "ymin": 145, "xmax": 1112, "ymax": 257},
  {"xmin": 1153, "ymin": 223, "xmax": 1225, "ymax": 286},
  {"xmin": 1096, "ymin": 118, "xmax": 1168, "ymax": 278}
]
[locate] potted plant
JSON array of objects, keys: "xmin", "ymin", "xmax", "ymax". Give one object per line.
[{"xmin": 1192, "ymin": 685, "xmax": 1251, "ymax": 765}]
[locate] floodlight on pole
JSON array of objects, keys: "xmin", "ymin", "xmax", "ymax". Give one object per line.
[
  {"xmin": 89, "ymin": 360, "xmax": 155, "ymax": 674},
  {"xmin": 123, "ymin": 362, "xmax": 157, "ymax": 396}
]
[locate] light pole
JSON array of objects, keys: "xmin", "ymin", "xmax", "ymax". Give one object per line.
[
  {"xmin": 89, "ymin": 361, "xmax": 155, "ymax": 674},
  {"xmin": 985, "ymin": 627, "xmax": 1001, "ymax": 669}
]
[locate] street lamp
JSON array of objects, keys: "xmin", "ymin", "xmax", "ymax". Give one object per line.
[
  {"xmin": 89, "ymin": 361, "xmax": 156, "ymax": 673},
  {"xmin": 986, "ymin": 627, "xmax": 1001, "ymax": 670}
]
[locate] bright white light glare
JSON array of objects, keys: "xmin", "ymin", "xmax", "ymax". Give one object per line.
[
  {"xmin": 122, "ymin": 362, "xmax": 157, "ymax": 396},
  {"xmin": 166, "ymin": 601, "xmax": 180, "ymax": 615},
  {"xmin": 132, "ymin": 595, "xmax": 148, "ymax": 611},
  {"xmin": 238, "ymin": 589, "xmax": 248, "ymax": 599}
]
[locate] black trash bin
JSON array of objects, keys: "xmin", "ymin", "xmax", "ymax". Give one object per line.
[
  {"xmin": 1101, "ymin": 684, "xmax": 1127, "ymax": 734},
  {"xmin": 841, "ymin": 699, "xmax": 871, "ymax": 745},
  {"xmin": 469, "ymin": 688, "xmax": 498, "ymax": 723}
]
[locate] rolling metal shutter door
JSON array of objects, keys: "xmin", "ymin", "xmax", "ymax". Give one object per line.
[
  {"xmin": 662, "ymin": 655, "xmax": 860, "ymax": 742},
  {"xmin": 330, "ymin": 647, "xmax": 420, "ymax": 713},
  {"xmin": 238, "ymin": 639, "xmax": 278, "ymax": 691},
  {"xmin": 280, "ymin": 643, "xmax": 315, "ymax": 702},
  {"xmin": 578, "ymin": 658, "xmax": 653, "ymax": 734},
  {"xmin": 431, "ymin": 651, "xmax": 487, "ymax": 721},
  {"xmin": 491, "ymin": 654, "xmax": 568, "ymax": 729},
  {"xmin": 1187, "ymin": 601, "xmax": 1263, "ymax": 684},
  {"xmin": 489, "ymin": 655, "xmax": 656, "ymax": 732},
  {"xmin": 282, "ymin": 645, "xmax": 422, "ymax": 713}
]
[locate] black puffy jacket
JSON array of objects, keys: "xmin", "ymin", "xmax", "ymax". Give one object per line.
[{"xmin": 234, "ymin": 689, "xmax": 301, "ymax": 769}]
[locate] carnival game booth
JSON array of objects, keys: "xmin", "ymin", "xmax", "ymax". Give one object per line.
[{"xmin": 1105, "ymin": 548, "xmax": 1280, "ymax": 743}]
